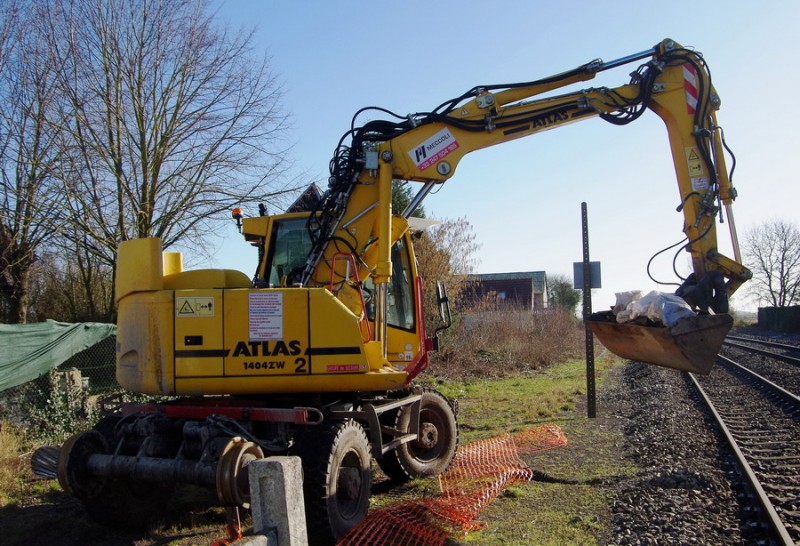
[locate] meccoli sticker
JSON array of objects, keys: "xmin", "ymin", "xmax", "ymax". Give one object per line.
[{"xmin": 409, "ymin": 128, "xmax": 460, "ymax": 171}]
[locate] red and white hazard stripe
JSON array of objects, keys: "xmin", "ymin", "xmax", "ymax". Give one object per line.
[{"xmin": 683, "ymin": 64, "xmax": 698, "ymax": 115}]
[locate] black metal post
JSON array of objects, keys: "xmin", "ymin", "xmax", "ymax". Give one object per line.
[{"xmin": 582, "ymin": 202, "xmax": 597, "ymax": 418}]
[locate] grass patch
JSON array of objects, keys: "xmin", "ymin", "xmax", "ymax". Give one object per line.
[
  {"xmin": 0, "ymin": 424, "xmax": 31, "ymax": 508},
  {"xmin": 388, "ymin": 352, "xmax": 634, "ymax": 545},
  {"xmin": 464, "ymin": 483, "xmax": 608, "ymax": 545},
  {"xmin": 429, "ymin": 355, "xmax": 618, "ymax": 443}
]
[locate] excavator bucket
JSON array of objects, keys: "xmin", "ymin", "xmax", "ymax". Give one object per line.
[{"xmin": 585, "ymin": 312, "xmax": 733, "ymax": 375}]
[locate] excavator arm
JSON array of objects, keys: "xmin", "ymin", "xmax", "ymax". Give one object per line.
[{"xmin": 301, "ymin": 38, "xmax": 750, "ymax": 368}]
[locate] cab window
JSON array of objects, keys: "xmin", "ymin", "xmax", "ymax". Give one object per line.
[
  {"xmin": 365, "ymin": 238, "xmax": 415, "ymax": 331},
  {"xmin": 264, "ymin": 218, "xmax": 313, "ymax": 287}
]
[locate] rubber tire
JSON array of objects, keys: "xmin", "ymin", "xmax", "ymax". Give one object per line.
[
  {"xmin": 292, "ymin": 420, "xmax": 372, "ymax": 544},
  {"xmin": 385, "ymin": 391, "xmax": 458, "ymax": 480}
]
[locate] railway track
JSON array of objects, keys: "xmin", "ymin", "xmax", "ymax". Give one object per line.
[
  {"xmin": 688, "ymin": 347, "xmax": 800, "ymax": 545},
  {"xmin": 722, "ymin": 336, "xmax": 800, "ymax": 400},
  {"xmin": 726, "ymin": 335, "xmax": 800, "ymax": 356},
  {"xmin": 725, "ymin": 335, "xmax": 800, "ymax": 366}
]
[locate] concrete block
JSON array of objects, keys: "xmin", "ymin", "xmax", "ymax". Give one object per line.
[
  {"xmin": 249, "ymin": 456, "xmax": 308, "ymax": 546},
  {"xmin": 238, "ymin": 533, "xmax": 273, "ymax": 546}
]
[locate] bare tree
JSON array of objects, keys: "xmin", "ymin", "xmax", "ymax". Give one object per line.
[
  {"xmin": 27, "ymin": 244, "xmax": 114, "ymax": 323},
  {"xmin": 414, "ymin": 217, "xmax": 480, "ymax": 327},
  {"xmin": 0, "ymin": 1, "xmax": 68, "ymax": 322},
  {"xmin": 742, "ymin": 219, "xmax": 800, "ymax": 307},
  {"xmin": 44, "ymin": 0, "xmax": 295, "ymax": 275}
]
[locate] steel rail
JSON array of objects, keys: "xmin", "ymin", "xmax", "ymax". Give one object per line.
[
  {"xmin": 686, "ymin": 371, "xmax": 796, "ymax": 546},
  {"xmin": 726, "ymin": 335, "xmax": 800, "ymax": 352},
  {"xmin": 717, "ymin": 354, "xmax": 800, "ymax": 404},
  {"xmin": 723, "ymin": 340, "xmax": 800, "ymax": 367}
]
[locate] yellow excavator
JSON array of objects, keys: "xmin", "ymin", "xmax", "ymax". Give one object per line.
[{"xmin": 57, "ymin": 39, "xmax": 750, "ymax": 543}]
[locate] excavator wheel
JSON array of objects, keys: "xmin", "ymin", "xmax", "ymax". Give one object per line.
[
  {"xmin": 382, "ymin": 390, "xmax": 458, "ymax": 481},
  {"xmin": 57, "ymin": 430, "xmax": 109, "ymax": 498},
  {"xmin": 292, "ymin": 420, "xmax": 372, "ymax": 544}
]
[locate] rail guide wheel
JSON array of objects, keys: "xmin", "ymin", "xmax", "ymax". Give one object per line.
[
  {"xmin": 57, "ymin": 430, "xmax": 108, "ymax": 499},
  {"xmin": 293, "ymin": 420, "xmax": 372, "ymax": 544},
  {"xmin": 57, "ymin": 429, "xmax": 173, "ymax": 528},
  {"xmin": 216, "ymin": 437, "xmax": 265, "ymax": 508}
]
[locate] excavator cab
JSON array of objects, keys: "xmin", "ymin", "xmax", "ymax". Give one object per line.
[
  {"xmin": 245, "ymin": 211, "xmax": 433, "ymax": 378},
  {"xmin": 256, "ymin": 213, "xmax": 315, "ymax": 288}
]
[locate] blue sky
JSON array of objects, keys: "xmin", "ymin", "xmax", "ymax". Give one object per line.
[{"xmin": 208, "ymin": 0, "xmax": 800, "ymax": 313}]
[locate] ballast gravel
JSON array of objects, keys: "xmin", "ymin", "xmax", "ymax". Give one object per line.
[{"xmin": 605, "ymin": 361, "xmax": 768, "ymax": 545}]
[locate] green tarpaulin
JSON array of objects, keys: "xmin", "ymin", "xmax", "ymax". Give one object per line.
[{"xmin": 0, "ymin": 320, "xmax": 116, "ymax": 393}]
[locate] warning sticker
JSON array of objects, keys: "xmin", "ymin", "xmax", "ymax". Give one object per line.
[
  {"xmin": 685, "ymin": 147, "xmax": 704, "ymax": 177},
  {"xmin": 683, "ymin": 64, "xmax": 698, "ymax": 115},
  {"xmin": 691, "ymin": 176, "xmax": 710, "ymax": 191},
  {"xmin": 249, "ymin": 292, "xmax": 283, "ymax": 340},
  {"xmin": 408, "ymin": 128, "xmax": 460, "ymax": 171},
  {"xmin": 176, "ymin": 297, "xmax": 215, "ymax": 317}
]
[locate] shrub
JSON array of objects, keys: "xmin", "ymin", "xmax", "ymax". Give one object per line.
[
  {"xmin": 21, "ymin": 371, "xmax": 98, "ymax": 444},
  {"xmin": 429, "ymin": 306, "xmax": 583, "ymax": 379}
]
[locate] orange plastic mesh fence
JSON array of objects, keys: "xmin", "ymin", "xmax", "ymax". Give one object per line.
[{"xmin": 337, "ymin": 424, "xmax": 568, "ymax": 546}]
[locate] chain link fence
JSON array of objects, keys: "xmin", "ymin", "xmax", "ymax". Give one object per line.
[{"xmin": 0, "ymin": 335, "xmax": 118, "ymax": 442}]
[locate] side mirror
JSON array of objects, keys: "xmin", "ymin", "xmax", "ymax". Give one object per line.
[{"xmin": 435, "ymin": 281, "xmax": 452, "ymax": 333}]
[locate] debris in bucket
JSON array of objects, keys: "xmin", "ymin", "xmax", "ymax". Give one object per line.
[
  {"xmin": 613, "ymin": 290, "xmax": 697, "ymax": 327},
  {"xmin": 585, "ymin": 290, "xmax": 733, "ymax": 375}
]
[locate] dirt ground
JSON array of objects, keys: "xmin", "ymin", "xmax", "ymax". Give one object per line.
[{"xmin": 1, "ymin": 483, "xmax": 234, "ymax": 546}]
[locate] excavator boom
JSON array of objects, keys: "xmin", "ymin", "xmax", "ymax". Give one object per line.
[{"xmin": 301, "ymin": 38, "xmax": 750, "ymax": 372}]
